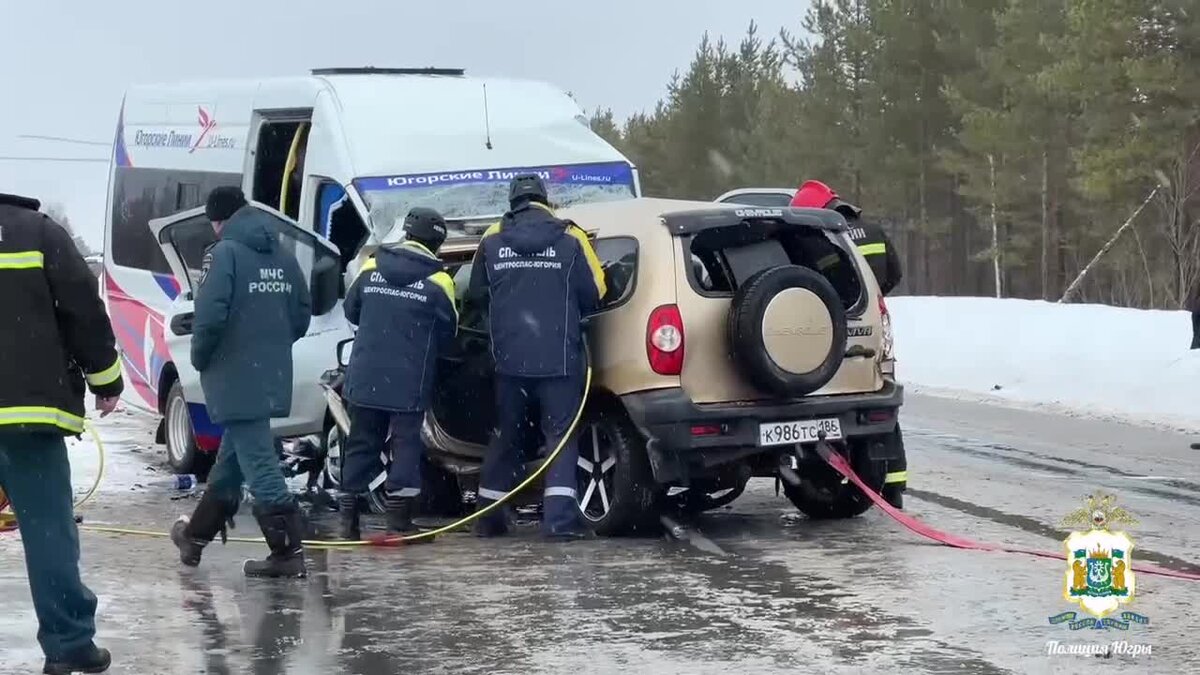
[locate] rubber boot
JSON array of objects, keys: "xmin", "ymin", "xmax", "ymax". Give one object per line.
[
  {"xmin": 543, "ymin": 497, "xmax": 591, "ymax": 541},
  {"xmin": 171, "ymin": 489, "xmax": 237, "ymax": 567},
  {"xmin": 384, "ymin": 494, "xmax": 433, "ymax": 544},
  {"xmin": 337, "ymin": 493, "xmax": 360, "ymax": 541},
  {"xmin": 882, "ymin": 430, "xmax": 906, "ymax": 510},
  {"xmin": 243, "ymin": 504, "xmax": 308, "ymax": 579},
  {"xmin": 43, "ymin": 643, "xmax": 111, "ymax": 674},
  {"xmin": 882, "ymin": 484, "xmax": 904, "ymax": 510},
  {"xmin": 472, "ymin": 498, "xmax": 513, "ymax": 538}
]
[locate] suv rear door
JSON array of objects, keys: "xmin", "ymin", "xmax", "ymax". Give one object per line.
[
  {"xmin": 150, "ymin": 202, "xmax": 350, "ymax": 433},
  {"xmin": 669, "ymin": 208, "xmax": 884, "ymax": 403}
]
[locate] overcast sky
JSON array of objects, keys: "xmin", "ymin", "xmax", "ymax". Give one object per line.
[{"xmin": 0, "ymin": 0, "xmax": 809, "ymax": 246}]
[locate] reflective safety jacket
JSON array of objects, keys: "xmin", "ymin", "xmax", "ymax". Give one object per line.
[
  {"xmin": 0, "ymin": 194, "xmax": 124, "ymax": 436},
  {"xmin": 344, "ymin": 241, "xmax": 457, "ymax": 412},
  {"xmin": 467, "ymin": 202, "xmax": 607, "ymax": 378},
  {"xmin": 819, "ymin": 218, "xmax": 904, "ymax": 296}
]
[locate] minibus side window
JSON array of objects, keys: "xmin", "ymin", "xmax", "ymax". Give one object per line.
[{"xmin": 163, "ymin": 215, "xmax": 218, "ymax": 293}]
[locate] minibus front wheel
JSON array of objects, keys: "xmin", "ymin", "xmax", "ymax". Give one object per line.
[{"xmin": 164, "ymin": 382, "xmax": 214, "ymax": 480}]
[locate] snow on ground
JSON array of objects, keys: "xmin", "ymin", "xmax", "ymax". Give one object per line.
[
  {"xmin": 65, "ymin": 408, "xmax": 162, "ymax": 498},
  {"xmin": 889, "ymin": 296, "xmax": 1200, "ymax": 431}
]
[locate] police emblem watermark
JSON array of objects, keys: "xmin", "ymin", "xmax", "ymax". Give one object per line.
[{"xmin": 1047, "ymin": 492, "xmax": 1150, "ymax": 634}]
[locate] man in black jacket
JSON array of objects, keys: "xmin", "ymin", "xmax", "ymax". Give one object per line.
[
  {"xmin": 790, "ymin": 180, "xmax": 904, "ymax": 295},
  {"xmin": 338, "ymin": 207, "xmax": 457, "ymax": 540},
  {"xmin": 0, "ymin": 193, "xmax": 122, "ymax": 674},
  {"xmin": 466, "ymin": 175, "xmax": 607, "ymax": 540},
  {"xmin": 790, "ymin": 180, "xmax": 906, "ymax": 508}
]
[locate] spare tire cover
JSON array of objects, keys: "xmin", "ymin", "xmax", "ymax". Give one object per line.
[{"xmin": 727, "ymin": 265, "xmax": 848, "ymax": 397}]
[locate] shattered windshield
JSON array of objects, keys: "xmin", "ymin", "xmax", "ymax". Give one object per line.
[{"xmin": 354, "ymin": 162, "xmax": 637, "ymax": 243}]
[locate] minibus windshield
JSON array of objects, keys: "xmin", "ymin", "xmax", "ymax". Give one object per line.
[{"xmin": 354, "ymin": 162, "xmax": 637, "ymax": 242}]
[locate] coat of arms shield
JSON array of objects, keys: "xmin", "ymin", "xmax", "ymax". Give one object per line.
[{"xmin": 1064, "ymin": 529, "xmax": 1135, "ymax": 617}]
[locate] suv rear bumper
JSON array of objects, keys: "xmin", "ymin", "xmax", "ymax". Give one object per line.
[{"xmin": 620, "ymin": 381, "xmax": 904, "ymax": 480}]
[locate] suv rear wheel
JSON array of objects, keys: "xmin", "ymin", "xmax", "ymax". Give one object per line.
[
  {"xmin": 321, "ymin": 420, "xmax": 388, "ymax": 513},
  {"xmin": 576, "ymin": 403, "xmax": 657, "ymax": 536},
  {"xmin": 782, "ymin": 441, "xmax": 885, "ymax": 519}
]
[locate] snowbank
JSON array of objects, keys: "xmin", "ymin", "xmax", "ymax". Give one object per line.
[{"xmin": 888, "ymin": 296, "xmax": 1200, "ymax": 430}]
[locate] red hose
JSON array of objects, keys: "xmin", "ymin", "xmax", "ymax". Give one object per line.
[{"xmin": 815, "ymin": 442, "xmax": 1200, "ymax": 582}]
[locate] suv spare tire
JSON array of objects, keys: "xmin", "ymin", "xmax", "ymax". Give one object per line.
[{"xmin": 728, "ymin": 265, "xmax": 848, "ymax": 397}]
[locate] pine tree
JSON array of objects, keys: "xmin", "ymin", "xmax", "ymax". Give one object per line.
[
  {"xmin": 590, "ymin": 1, "xmax": 1198, "ymax": 309},
  {"xmin": 1049, "ymin": 0, "xmax": 1200, "ymax": 306}
]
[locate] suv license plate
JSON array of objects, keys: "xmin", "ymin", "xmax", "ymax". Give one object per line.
[{"xmin": 759, "ymin": 418, "xmax": 844, "ymax": 447}]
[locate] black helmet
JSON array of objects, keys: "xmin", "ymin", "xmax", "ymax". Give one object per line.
[
  {"xmin": 402, "ymin": 207, "xmax": 448, "ymax": 252},
  {"xmin": 508, "ymin": 174, "xmax": 549, "ymax": 207}
]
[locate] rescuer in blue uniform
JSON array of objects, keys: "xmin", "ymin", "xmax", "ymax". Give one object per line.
[
  {"xmin": 338, "ymin": 207, "xmax": 457, "ymax": 540},
  {"xmin": 0, "ymin": 192, "xmax": 122, "ymax": 674},
  {"xmin": 466, "ymin": 175, "xmax": 607, "ymax": 539},
  {"xmin": 170, "ymin": 187, "xmax": 313, "ymax": 578}
]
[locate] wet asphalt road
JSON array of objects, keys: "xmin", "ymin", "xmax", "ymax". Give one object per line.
[{"xmin": 2, "ymin": 394, "xmax": 1199, "ymax": 674}]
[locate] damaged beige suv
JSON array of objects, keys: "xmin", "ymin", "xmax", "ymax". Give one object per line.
[{"xmin": 394, "ymin": 197, "xmax": 907, "ymax": 535}]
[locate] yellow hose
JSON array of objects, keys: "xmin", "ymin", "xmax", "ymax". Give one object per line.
[
  {"xmin": 74, "ymin": 422, "xmax": 106, "ymax": 510},
  {"xmin": 77, "ymin": 365, "xmax": 593, "ymax": 549}
]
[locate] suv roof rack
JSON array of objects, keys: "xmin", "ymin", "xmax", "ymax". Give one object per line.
[{"xmin": 311, "ymin": 67, "xmax": 465, "ymax": 77}]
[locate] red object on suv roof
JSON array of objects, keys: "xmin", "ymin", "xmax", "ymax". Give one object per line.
[{"xmin": 790, "ymin": 180, "xmax": 838, "ymax": 208}]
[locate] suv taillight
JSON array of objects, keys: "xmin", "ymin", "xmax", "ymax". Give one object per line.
[
  {"xmin": 879, "ymin": 295, "xmax": 894, "ymax": 361},
  {"xmin": 647, "ymin": 304, "xmax": 685, "ymax": 375}
]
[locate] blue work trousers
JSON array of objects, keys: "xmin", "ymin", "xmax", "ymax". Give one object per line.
[
  {"xmin": 205, "ymin": 418, "xmax": 292, "ymax": 508},
  {"xmin": 477, "ymin": 372, "xmax": 586, "ymax": 535},
  {"xmin": 0, "ymin": 432, "xmax": 98, "ymax": 661}
]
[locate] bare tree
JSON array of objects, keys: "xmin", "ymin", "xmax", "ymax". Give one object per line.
[{"xmin": 1060, "ymin": 187, "xmax": 1159, "ymax": 303}]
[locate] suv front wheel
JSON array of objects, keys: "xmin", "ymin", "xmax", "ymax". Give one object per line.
[{"xmin": 575, "ymin": 403, "xmax": 657, "ymax": 536}]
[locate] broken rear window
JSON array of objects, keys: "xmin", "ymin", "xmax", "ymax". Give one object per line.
[{"xmin": 686, "ymin": 220, "xmax": 864, "ymax": 310}]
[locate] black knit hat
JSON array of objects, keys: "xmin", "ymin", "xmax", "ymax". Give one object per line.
[
  {"xmin": 403, "ymin": 207, "xmax": 448, "ymax": 252},
  {"xmin": 205, "ymin": 186, "xmax": 247, "ymax": 222}
]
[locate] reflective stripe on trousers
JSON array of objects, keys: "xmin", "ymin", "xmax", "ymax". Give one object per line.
[
  {"xmin": 0, "ymin": 406, "xmax": 85, "ymax": 434},
  {"xmin": 885, "ymin": 470, "xmax": 907, "ymax": 484},
  {"xmin": 478, "ymin": 486, "xmax": 509, "ymax": 501},
  {"xmin": 858, "ymin": 242, "xmax": 887, "ymax": 256},
  {"xmin": 386, "ymin": 487, "xmax": 421, "ymax": 498}
]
